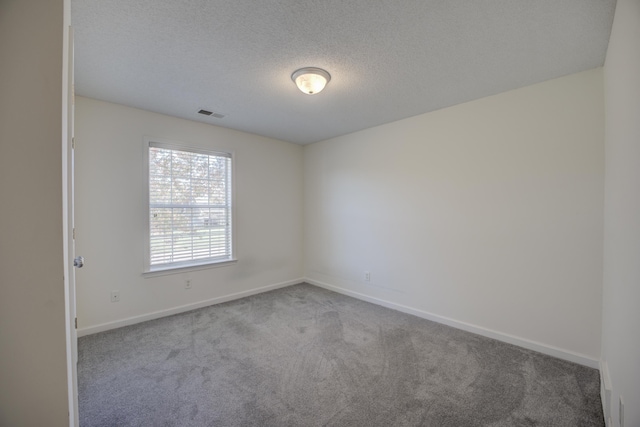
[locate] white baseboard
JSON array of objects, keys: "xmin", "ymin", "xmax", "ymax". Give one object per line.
[
  {"xmin": 305, "ymin": 277, "xmax": 600, "ymax": 369},
  {"xmin": 77, "ymin": 278, "xmax": 303, "ymax": 337},
  {"xmin": 78, "ymin": 276, "xmax": 600, "ymax": 370},
  {"xmin": 600, "ymin": 360, "xmax": 612, "ymax": 426}
]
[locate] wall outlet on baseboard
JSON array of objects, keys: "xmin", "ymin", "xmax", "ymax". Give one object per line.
[
  {"xmin": 364, "ymin": 271, "xmax": 371, "ymax": 282},
  {"xmin": 110, "ymin": 290, "xmax": 120, "ymax": 303},
  {"xmin": 185, "ymin": 279, "xmax": 192, "ymax": 290}
]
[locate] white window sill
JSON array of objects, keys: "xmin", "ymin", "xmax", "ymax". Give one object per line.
[{"xmin": 143, "ymin": 259, "xmax": 237, "ymax": 278}]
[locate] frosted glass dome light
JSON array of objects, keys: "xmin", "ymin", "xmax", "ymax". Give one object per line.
[{"xmin": 291, "ymin": 67, "xmax": 331, "ymax": 95}]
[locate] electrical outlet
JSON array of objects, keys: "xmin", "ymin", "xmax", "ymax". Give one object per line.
[
  {"xmin": 364, "ymin": 271, "xmax": 371, "ymax": 282},
  {"xmin": 110, "ymin": 290, "xmax": 120, "ymax": 303},
  {"xmin": 619, "ymin": 396, "xmax": 624, "ymax": 427},
  {"xmin": 185, "ymin": 279, "xmax": 192, "ymax": 290}
]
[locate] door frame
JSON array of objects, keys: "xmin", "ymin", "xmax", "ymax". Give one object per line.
[{"xmin": 62, "ymin": 16, "xmax": 80, "ymax": 426}]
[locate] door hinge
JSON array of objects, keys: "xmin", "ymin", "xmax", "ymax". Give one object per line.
[
  {"xmin": 72, "ymin": 228, "xmax": 75, "ymax": 240},
  {"xmin": 72, "ymin": 137, "xmax": 75, "ymax": 149},
  {"xmin": 75, "ymin": 317, "xmax": 77, "ymax": 329}
]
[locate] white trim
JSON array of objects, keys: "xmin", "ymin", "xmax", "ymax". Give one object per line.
[
  {"xmin": 600, "ymin": 360, "xmax": 612, "ymax": 391},
  {"xmin": 77, "ymin": 278, "xmax": 303, "ymax": 337},
  {"xmin": 305, "ymin": 277, "xmax": 600, "ymax": 369},
  {"xmin": 600, "ymin": 360, "xmax": 612, "ymax": 426},
  {"xmin": 142, "ymin": 136, "xmax": 237, "ymax": 273},
  {"xmin": 149, "ymin": 140, "xmax": 231, "ymax": 158},
  {"xmin": 142, "ymin": 259, "xmax": 237, "ymax": 277},
  {"xmin": 63, "ymin": 17, "xmax": 79, "ymax": 427}
]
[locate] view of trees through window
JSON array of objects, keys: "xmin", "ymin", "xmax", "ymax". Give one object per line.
[{"xmin": 148, "ymin": 144, "xmax": 232, "ymax": 267}]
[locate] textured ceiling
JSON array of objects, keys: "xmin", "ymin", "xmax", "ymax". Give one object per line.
[{"xmin": 71, "ymin": 0, "xmax": 616, "ymax": 145}]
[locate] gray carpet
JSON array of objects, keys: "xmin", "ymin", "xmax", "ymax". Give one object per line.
[{"xmin": 78, "ymin": 283, "xmax": 604, "ymax": 426}]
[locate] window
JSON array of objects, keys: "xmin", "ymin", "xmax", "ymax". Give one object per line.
[{"xmin": 145, "ymin": 140, "xmax": 233, "ymax": 272}]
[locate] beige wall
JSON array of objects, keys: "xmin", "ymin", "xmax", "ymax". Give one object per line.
[
  {"xmin": 74, "ymin": 97, "xmax": 304, "ymax": 333},
  {"xmin": 304, "ymin": 68, "xmax": 604, "ymax": 366},
  {"xmin": 0, "ymin": 0, "xmax": 71, "ymax": 425},
  {"xmin": 602, "ymin": 0, "xmax": 640, "ymax": 425}
]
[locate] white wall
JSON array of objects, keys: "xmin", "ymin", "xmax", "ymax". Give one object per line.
[
  {"xmin": 601, "ymin": 0, "xmax": 640, "ymax": 425},
  {"xmin": 74, "ymin": 97, "xmax": 303, "ymax": 333},
  {"xmin": 304, "ymin": 68, "xmax": 604, "ymax": 366},
  {"xmin": 0, "ymin": 0, "xmax": 71, "ymax": 425}
]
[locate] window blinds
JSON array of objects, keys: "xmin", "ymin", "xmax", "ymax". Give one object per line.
[{"xmin": 148, "ymin": 142, "xmax": 232, "ymax": 268}]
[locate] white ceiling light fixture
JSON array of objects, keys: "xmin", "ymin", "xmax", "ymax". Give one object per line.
[{"xmin": 291, "ymin": 67, "xmax": 331, "ymax": 95}]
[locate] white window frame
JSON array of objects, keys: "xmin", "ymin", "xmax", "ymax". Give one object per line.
[{"xmin": 143, "ymin": 137, "xmax": 236, "ymax": 275}]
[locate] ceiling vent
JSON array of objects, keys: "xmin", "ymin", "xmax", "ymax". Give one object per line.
[{"xmin": 198, "ymin": 109, "xmax": 225, "ymax": 119}]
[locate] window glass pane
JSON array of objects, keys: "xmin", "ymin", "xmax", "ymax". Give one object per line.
[
  {"xmin": 150, "ymin": 208, "xmax": 173, "ymax": 264},
  {"xmin": 171, "ymin": 151, "xmax": 192, "ymax": 178},
  {"xmin": 171, "ymin": 177, "xmax": 191, "ymax": 204},
  {"xmin": 192, "ymin": 179, "xmax": 209, "ymax": 205},
  {"xmin": 149, "ymin": 147, "xmax": 171, "ymax": 177},
  {"xmin": 148, "ymin": 143, "xmax": 232, "ymax": 269},
  {"xmin": 150, "ymin": 175, "xmax": 171, "ymax": 204},
  {"xmin": 172, "ymin": 208, "xmax": 192, "ymax": 262},
  {"xmin": 209, "ymin": 156, "xmax": 225, "ymax": 178},
  {"xmin": 192, "ymin": 153, "xmax": 209, "ymax": 180}
]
